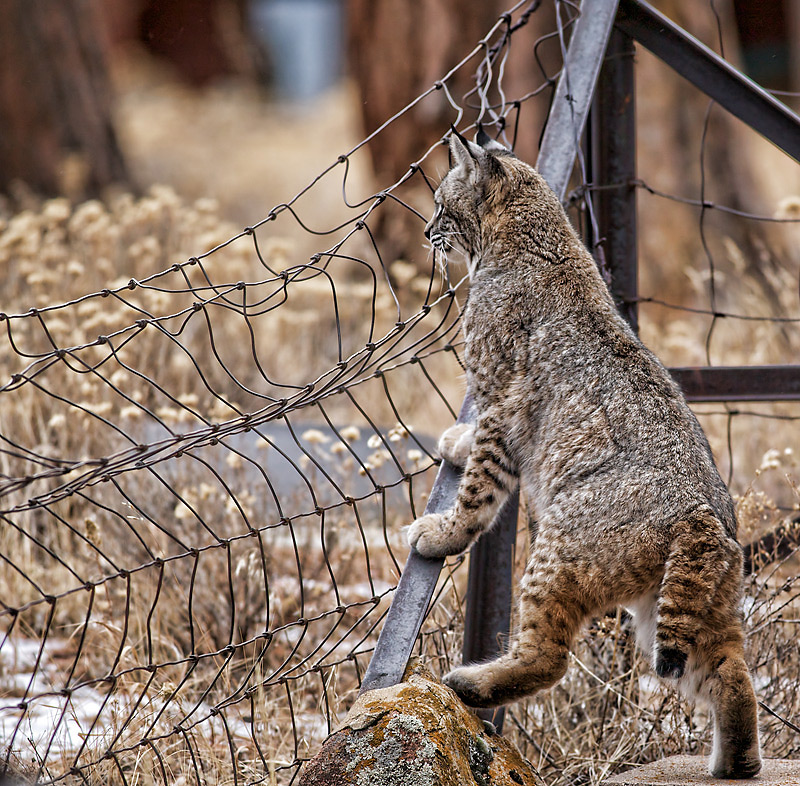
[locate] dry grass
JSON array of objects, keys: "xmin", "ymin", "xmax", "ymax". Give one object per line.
[
  {"xmin": 0, "ymin": 149, "xmax": 461, "ymax": 785},
  {"xmin": 2, "ymin": 25, "xmax": 800, "ymax": 786}
]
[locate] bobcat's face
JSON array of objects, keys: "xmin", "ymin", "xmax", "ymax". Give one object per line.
[
  {"xmin": 424, "ymin": 165, "xmax": 481, "ymax": 262},
  {"xmin": 424, "ymin": 130, "xmax": 515, "ymax": 276}
]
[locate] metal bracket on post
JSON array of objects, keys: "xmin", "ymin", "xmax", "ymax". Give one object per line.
[{"xmin": 360, "ymin": 0, "xmax": 621, "ymax": 719}]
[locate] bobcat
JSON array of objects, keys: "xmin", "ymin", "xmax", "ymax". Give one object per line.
[{"xmin": 407, "ymin": 130, "xmax": 761, "ymax": 778}]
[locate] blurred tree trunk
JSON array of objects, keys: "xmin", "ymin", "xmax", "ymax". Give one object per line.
[
  {"xmin": 0, "ymin": 0, "xmax": 128, "ymax": 198},
  {"xmin": 138, "ymin": 0, "xmax": 259, "ymax": 86},
  {"xmin": 102, "ymin": 0, "xmax": 263, "ymax": 88},
  {"xmin": 347, "ymin": 0, "xmax": 498, "ymax": 185}
]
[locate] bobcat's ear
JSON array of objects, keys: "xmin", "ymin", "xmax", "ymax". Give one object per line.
[
  {"xmin": 449, "ymin": 129, "xmax": 477, "ymax": 173},
  {"xmin": 449, "ymin": 128, "xmax": 490, "ymax": 182}
]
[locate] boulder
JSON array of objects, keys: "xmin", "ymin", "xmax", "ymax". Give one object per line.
[{"xmin": 298, "ymin": 661, "xmax": 541, "ymax": 786}]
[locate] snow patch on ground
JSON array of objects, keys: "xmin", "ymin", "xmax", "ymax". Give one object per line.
[{"xmin": 0, "ymin": 636, "xmax": 114, "ymax": 757}]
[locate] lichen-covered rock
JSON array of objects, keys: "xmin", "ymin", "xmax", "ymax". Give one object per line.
[{"xmin": 298, "ymin": 661, "xmax": 542, "ymax": 786}]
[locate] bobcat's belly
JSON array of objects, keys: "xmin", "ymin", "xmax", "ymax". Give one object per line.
[{"xmin": 625, "ymin": 592, "xmax": 659, "ymax": 659}]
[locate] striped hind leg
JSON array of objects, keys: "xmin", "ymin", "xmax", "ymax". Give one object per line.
[
  {"xmin": 680, "ymin": 599, "xmax": 761, "ymax": 778},
  {"xmin": 655, "ymin": 511, "xmax": 743, "ymax": 680},
  {"xmin": 704, "ymin": 643, "xmax": 761, "ymax": 778},
  {"xmin": 656, "ymin": 512, "xmax": 760, "ymax": 777}
]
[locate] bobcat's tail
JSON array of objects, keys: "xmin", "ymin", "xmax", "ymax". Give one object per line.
[{"xmin": 654, "ymin": 509, "xmax": 743, "ymax": 680}]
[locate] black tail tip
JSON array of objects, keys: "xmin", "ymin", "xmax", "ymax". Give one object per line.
[{"xmin": 655, "ymin": 647, "xmax": 687, "ymax": 679}]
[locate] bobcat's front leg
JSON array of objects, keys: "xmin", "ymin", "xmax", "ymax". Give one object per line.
[
  {"xmin": 408, "ymin": 409, "xmax": 518, "ymax": 559},
  {"xmin": 438, "ymin": 422, "xmax": 474, "ymax": 468}
]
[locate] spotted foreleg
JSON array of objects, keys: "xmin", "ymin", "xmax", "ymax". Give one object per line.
[{"xmin": 407, "ymin": 409, "xmax": 517, "ymax": 558}]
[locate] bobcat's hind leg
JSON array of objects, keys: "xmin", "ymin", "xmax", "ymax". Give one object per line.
[
  {"xmin": 688, "ymin": 632, "xmax": 761, "ymax": 779},
  {"xmin": 707, "ymin": 653, "xmax": 761, "ymax": 779},
  {"xmin": 444, "ymin": 549, "xmax": 590, "ymax": 707},
  {"xmin": 655, "ymin": 512, "xmax": 742, "ymax": 680},
  {"xmin": 663, "ymin": 521, "xmax": 761, "ymax": 779}
]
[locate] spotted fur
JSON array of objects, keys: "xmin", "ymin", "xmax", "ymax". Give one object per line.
[{"xmin": 407, "ymin": 131, "xmax": 760, "ymax": 779}]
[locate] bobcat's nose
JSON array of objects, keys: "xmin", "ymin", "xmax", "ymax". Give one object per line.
[{"xmin": 423, "ymin": 222, "xmax": 433, "ymax": 240}]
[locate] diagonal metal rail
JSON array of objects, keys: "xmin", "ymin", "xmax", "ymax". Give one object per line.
[
  {"xmin": 615, "ymin": 0, "xmax": 800, "ymax": 165},
  {"xmin": 359, "ymin": 0, "xmax": 621, "ymax": 702}
]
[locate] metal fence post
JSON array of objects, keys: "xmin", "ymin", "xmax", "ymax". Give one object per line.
[
  {"xmin": 588, "ymin": 28, "xmax": 638, "ymax": 331},
  {"xmin": 461, "ymin": 490, "xmax": 518, "ymax": 730}
]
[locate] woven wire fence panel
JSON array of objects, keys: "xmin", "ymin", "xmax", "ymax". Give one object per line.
[{"xmin": 0, "ymin": 1, "xmax": 799, "ymax": 785}]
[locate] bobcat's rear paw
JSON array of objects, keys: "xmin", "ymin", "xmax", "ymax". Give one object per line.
[
  {"xmin": 407, "ymin": 512, "xmax": 466, "ymax": 559},
  {"xmin": 438, "ymin": 423, "xmax": 474, "ymax": 468},
  {"xmin": 709, "ymin": 750, "xmax": 762, "ymax": 779},
  {"xmin": 655, "ymin": 647, "xmax": 687, "ymax": 680},
  {"xmin": 442, "ymin": 666, "xmax": 496, "ymax": 708}
]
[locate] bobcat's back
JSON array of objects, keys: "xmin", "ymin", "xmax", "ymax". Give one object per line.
[{"xmin": 446, "ymin": 147, "xmax": 735, "ymax": 543}]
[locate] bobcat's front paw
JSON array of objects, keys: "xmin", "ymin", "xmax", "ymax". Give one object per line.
[
  {"xmin": 438, "ymin": 423, "xmax": 474, "ymax": 468},
  {"xmin": 407, "ymin": 512, "xmax": 467, "ymax": 559}
]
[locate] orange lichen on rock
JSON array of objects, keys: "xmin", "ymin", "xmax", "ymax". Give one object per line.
[{"xmin": 298, "ymin": 661, "xmax": 542, "ymax": 786}]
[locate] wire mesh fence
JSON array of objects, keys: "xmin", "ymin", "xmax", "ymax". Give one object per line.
[{"xmin": 1, "ymin": 1, "xmax": 799, "ymax": 785}]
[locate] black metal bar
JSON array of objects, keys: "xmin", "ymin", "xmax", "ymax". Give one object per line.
[
  {"xmin": 461, "ymin": 490, "xmax": 518, "ymax": 731},
  {"xmin": 615, "ymin": 0, "xmax": 800, "ymax": 163},
  {"xmin": 670, "ymin": 366, "xmax": 800, "ymax": 402},
  {"xmin": 360, "ymin": 0, "xmax": 621, "ymax": 699},
  {"xmin": 589, "ymin": 28, "xmax": 638, "ymax": 331}
]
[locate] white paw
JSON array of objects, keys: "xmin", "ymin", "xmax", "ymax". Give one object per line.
[
  {"xmin": 407, "ymin": 512, "xmax": 463, "ymax": 559},
  {"xmin": 438, "ymin": 422, "xmax": 474, "ymax": 468}
]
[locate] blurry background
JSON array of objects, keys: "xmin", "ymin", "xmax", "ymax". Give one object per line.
[
  {"xmin": 1, "ymin": 0, "xmax": 798, "ymax": 217},
  {"xmin": 2, "ymin": 0, "xmax": 800, "ymax": 293},
  {"xmin": 2, "ymin": 3, "xmax": 800, "ymax": 784}
]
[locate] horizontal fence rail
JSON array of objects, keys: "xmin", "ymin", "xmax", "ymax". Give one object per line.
[{"xmin": 670, "ymin": 366, "xmax": 800, "ymax": 402}]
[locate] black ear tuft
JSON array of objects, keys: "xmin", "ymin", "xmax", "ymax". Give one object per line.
[
  {"xmin": 475, "ymin": 129, "xmax": 514, "ymax": 156},
  {"xmin": 476, "ymin": 127, "xmax": 494, "ymax": 148},
  {"xmin": 450, "ymin": 125, "xmax": 480, "ymax": 164},
  {"xmin": 450, "ymin": 124, "xmax": 470, "ymax": 147}
]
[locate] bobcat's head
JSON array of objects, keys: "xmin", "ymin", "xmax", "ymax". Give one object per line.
[{"xmin": 425, "ymin": 130, "xmax": 559, "ymax": 277}]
